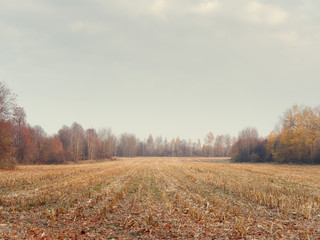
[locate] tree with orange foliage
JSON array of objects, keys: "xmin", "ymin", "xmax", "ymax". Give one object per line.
[
  {"xmin": 85, "ymin": 128, "xmax": 101, "ymax": 160},
  {"xmin": 267, "ymin": 105, "xmax": 320, "ymax": 164},
  {"xmin": 12, "ymin": 107, "xmax": 38, "ymax": 164},
  {"xmin": 38, "ymin": 136, "xmax": 65, "ymax": 164},
  {"xmin": 0, "ymin": 121, "xmax": 16, "ymax": 169}
]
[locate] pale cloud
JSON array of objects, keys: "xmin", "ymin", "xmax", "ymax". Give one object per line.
[
  {"xmin": 106, "ymin": 0, "xmax": 220, "ymax": 20},
  {"xmin": 0, "ymin": 22, "xmax": 21, "ymax": 38},
  {"xmin": 0, "ymin": 0, "xmax": 53, "ymax": 15},
  {"xmin": 69, "ymin": 21, "xmax": 106, "ymax": 34},
  {"xmin": 150, "ymin": 0, "xmax": 168, "ymax": 17},
  {"xmin": 2, "ymin": 0, "xmax": 320, "ymax": 139},
  {"xmin": 274, "ymin": 31, "xmax": 311, "ymax": 47},
  {"xmin": 101, "ymin": 0, "xmax": 169, "ymax": 19},
  {"xmin": 242, "ymin": 1, "xmax": 288, "ymax": 26},
  {"xmin": 102, "ymin": 0, "xmax": 291, "ymax": 25},
  {"xmin": 191, "ymin": 1, "xmax": 220, "ymax": 14},
  {"xmin": 276, "ymin": 31, "xmax": 298, "ymax": 44}
]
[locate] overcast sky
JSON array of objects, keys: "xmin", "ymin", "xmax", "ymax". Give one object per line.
[{"xmin": 1, "ymin": 0, "xmax": 319, "ymax": 141}]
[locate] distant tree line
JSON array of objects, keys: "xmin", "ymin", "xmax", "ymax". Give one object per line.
[
  {"xmin": 231, "ymin": 105, "xmax": 320, "ymax": 164},
  {"xmin": 0, "ymin": 81, "xmax": 232, "ymax": 169},
  {"xmin": 1, "ymin": 81, "xmax": 319, "ymax": 169}
]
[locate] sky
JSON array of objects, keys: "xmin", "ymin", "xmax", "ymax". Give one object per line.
[{"xmin": 1, "ymin": 0, "xmax": 320, "ymax": 141}]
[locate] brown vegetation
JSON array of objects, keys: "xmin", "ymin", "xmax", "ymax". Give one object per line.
[{"xmin": 0, "ymin": 157, "xmax": 319, "ymax": 239}]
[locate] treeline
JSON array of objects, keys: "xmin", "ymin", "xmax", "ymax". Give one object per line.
[
  {"xmin": 0, "ymin": 82, "xmax": 232, "ymax": 169},
  {"xmin": 120, "ymin": 133, "xmax": 232, "ymax": 158},
  {"xmin": 1, "ymin": 81, "xmax": 319, "ymax": 168},
  {"xmin": 231, "ymin": 105, "xmax": 320, "ymax": 164}
]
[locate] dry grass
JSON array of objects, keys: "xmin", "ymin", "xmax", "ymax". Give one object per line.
[{"xmin": 0, "ymin": 157, "xmax": 319, "ymax": 239}]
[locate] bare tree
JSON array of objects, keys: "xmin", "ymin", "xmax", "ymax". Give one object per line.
[
  {"xmin": 70, "ymin": 122, "xmax": 85, "ymax": 161},
  {"xmin": 98, "ymin": 128, "xmax": 115, "ymax": 159},
  {"xmin": 0, "ymin": 82, "xmax": 16, "ymax": 121},
  {"xmin": 213, "ymin": 135, "xmax": 224, "ymax": 157},
  {"xmin": 0, "ymin": 82, "xmax": 17, "ymax": 169},
  {"xmin": 232, "ymin": 127, "xmax": 259, "ymax": 162},
  {"xmin": 147, "ymin": 134, "xmax": 154, "ymax": 156},
  {"xmin": 224, "ymin": 134, "xmax": 232, "ymax": 157},
  {"xmin": 117, "ymin": 133, "xmax": 138, "ymax": 157},
  {"xmin": 204, "ymin": 132, "xmax": 214, "ymax": 157},
  {"xmin": 155, "ymin": 135, "xmax": 164, "ymax": 156}
]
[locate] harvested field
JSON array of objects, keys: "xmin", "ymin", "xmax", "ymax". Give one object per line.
[{"xmin": 0, "ymin": 157, "xmax": 319, "ymax": 239}]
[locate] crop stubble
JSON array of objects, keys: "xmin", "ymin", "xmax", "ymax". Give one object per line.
[{"xmin": 0, "ymin": 157, "xmax": 319, "ymax": 239}]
